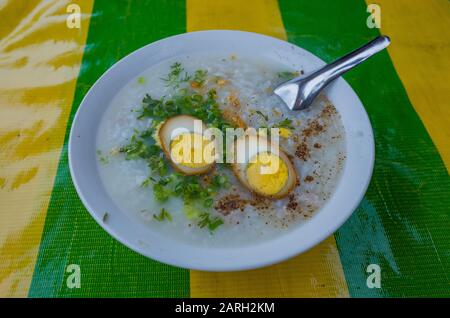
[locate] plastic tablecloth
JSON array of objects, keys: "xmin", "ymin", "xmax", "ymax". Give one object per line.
[{"xmin": 0, "ymin": 0, "xmax": 449, "ymax": 297}]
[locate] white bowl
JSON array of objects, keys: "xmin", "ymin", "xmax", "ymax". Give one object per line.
[{"xmin": 69, "ymin": 30, "xmax": 374, "ymax": 271}]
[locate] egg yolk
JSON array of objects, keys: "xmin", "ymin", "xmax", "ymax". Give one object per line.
[
  {"xmin": 170, "ymin": 133, "xmax": 214, "ymax": 168},
  {"xmin": 246, "ymin": 152, "xmax": 288, "ymax": 196}
]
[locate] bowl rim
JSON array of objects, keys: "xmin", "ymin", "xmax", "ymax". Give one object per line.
[{"xmin": 69, "ymin": 30, "xmax": 374, "ymax": 271}]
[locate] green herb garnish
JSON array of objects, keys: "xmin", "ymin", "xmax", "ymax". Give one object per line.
[
  {"xmin": 117, "ymin": 63, "xmax": 235, "ymax": 233},
  {"xmin": 120, "ymin": 135, "xmax": 151, "ymax": 160},
  {"xmin": 97, "ymin": 150, "xmax": 109, "ymax": 164},
  {"xmin": 277, "ymin": 71, "xmax": 300, "ymax": 81},
  {"xmin": 138, "ymin": 95, "xmax": 178, "ymax": 120},
  {"xmin": 141, "ymin": 176, "xmax": 157, "ymax": 188},
  {"xmin": 183, "ymin": 202, "xmax": 203, "ymax": 220},
  {"xmin": 153, "ymin": 208, "xmax": 172, "ymax": 222},
  {"xmin": 162, "ymin": 62, "xmax": 190, "ymax": 87},
  {"xmin": 259, "ymin": 118, "xmax": 294, "ymax": 137},
  {"xmin": 211, "ymin": 174, "xmax": 230, "ymax": 189},
  {"xmin": 198, "ymin": 213, "xmax": 224, "ymax": 232},
  {"xmin": 191, "ymin": 69, "xmax": 208, "ymax": 87},
  {"xmin": 173, "ymin": 175, "xmax": 209, "ymax": 202},
  {"xmin": 147, "ymin": 154, "xmax": 168, "ymax": 176},
  {"xmin": 276, "ymin": 118, "xmax": 294, "ymax": 129},
  {"xmin": 152, "ymin": 176, "xmax": 174, "ymax": 202}
]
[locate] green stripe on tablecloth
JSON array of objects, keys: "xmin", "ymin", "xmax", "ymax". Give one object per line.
[
  {"xmin": 279, "ymin": 0, "xmax": 450, "ymax": 297},
  {"xmin": 28, "ymin": 0, "xmax": 189, "ymax": 297}
]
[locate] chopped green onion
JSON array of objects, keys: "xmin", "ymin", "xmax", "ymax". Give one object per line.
[{"xmin": 153, "ymin": 208, "xmax": 172, "ymax": 222}]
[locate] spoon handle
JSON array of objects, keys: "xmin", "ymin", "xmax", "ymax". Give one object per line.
[
  {"xmin": 274, "ymin": 35, "xmax": 391, "ymax": 111},
  {"xmin": 309, "ymin": 35, "xmax": 391, "ymax": 84}
]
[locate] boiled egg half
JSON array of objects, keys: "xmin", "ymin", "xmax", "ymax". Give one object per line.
[
  {"xmin": 158, "ymin": 115, "xmax": 216, "ymax": 175},
  {"xmin": 232, "ymin": 135, "xmax": 297, "ymax": 199}
]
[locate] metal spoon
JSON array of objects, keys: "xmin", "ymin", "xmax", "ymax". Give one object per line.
[{"xmin": 273, "ymin": 35, "xmax": 391, "ymax": 111}]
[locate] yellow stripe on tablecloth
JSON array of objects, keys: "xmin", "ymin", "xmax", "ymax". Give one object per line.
[
  {"xmin": 372, "ymin": 0, "xmax": 450, "ymax": 172},
  {"xmin": 0, "ymin": 0, "xmax": 93, "ymax": 297},
  {"xmin": 190, "ymin": 236, "xmax": 349, "ymax": 297},
  {"xmin": 187, "ymin": 0, "xmax": 286, "ymax": 39},
  {"xmin": 187, "ymin": 0, "xmax": 349, "ymax": 298}
]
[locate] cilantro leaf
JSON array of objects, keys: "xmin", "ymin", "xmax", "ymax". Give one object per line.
[
  {"xmin": 191, "ymin": 69, "xmax": 208, "ymax": 87},
  {"xmin": 162, "ymin": 62, "xmax": 190, "ymax": 88}
]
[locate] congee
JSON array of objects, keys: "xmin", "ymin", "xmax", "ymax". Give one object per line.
[{"xmin": 96, "ymin": 53, "xmax": 346, "ymax": 247}]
